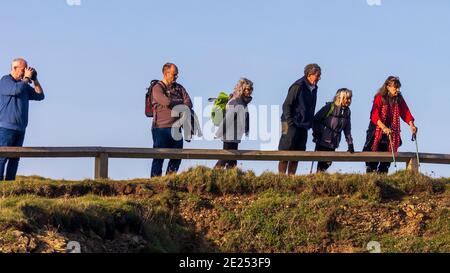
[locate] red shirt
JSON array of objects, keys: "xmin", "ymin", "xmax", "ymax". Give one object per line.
[{"xmin": 370, "ymin": 94, "xmax": 414, "ymax": 126}]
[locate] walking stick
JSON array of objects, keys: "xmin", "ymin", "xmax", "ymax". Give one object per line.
[
  {"xmin": 388, "ymin": 134, "xmax": 398, "ymax": 171},
  {"xmin": 310, "ymin": 161, "xmax": 315, "ymax": 174},
  {"xmin": 310, "ymin": 145, "xmax": 318, "ymax": 174},
  {"xmin": 412, "ymin": 134, "xmax": 421, "ymax": 172}
]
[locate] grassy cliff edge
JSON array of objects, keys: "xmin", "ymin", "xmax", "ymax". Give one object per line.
[{"xmin": 0, "ymin": 167, "xmax": 448, "ymax": 253}]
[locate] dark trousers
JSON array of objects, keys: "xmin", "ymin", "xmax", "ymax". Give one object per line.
[
  {"xmin": 315, "ymin": 143, "xmax": 335, "ymax": 172},
  {"xmin": 363, "ymin": 135, "xmax": 391, "ymax": 174},
  {"xmin": 215, "ymin": 142, "xmax": 239, "ymax": 169},
  {"xmin": 151, "ymin": 127, "xmax": 183, "ymax": 177},
  {"xmin": 0, "ymin": 127, "xmax": 25, "ymax": 181},
  {"xmin": 278, "ymin": 125, "xmax": 308, "ymax": 151}
]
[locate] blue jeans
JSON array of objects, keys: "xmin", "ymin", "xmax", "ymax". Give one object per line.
[
  {"xmin": 0, "ymin": 128, "xmax": 25, "ymax": 181},
  {"xmin": 151, "ymin": 127, "xmax": 183, "ymax": 177}
]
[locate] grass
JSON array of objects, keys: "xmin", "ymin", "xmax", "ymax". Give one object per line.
[{"xmin": 0, "ymin": 167, "xmax": 448, "ymax": 253}]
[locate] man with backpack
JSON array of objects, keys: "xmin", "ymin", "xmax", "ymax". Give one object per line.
[
  {"xmin": 278, "ymin": 63, "xmax": 321, "ymax": 175},
  {"xmin": 147, "ymin": 63, "xmax": 193, "ymax": 177}
]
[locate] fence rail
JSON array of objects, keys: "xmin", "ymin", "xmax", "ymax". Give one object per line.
[{"xmin": 1, "ymin": 147, "xmax": 449, "ymax": 179}]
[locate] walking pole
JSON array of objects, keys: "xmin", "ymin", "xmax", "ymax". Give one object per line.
[
  {"xmin": 310, "ymin": 145, "xmax": 318, "ymax": 174},
  {"xmin": 412, "ymin": 134, "xmax": 421, "ymax": 172},
  {"xmin": 388, "ymin": 134, "xmax": 398, "ymax": 171},
  {"xmin": 310, "ymin": 161, "xmax": 315, "ymax": 174}
]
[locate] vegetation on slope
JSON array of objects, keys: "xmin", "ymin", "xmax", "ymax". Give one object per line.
[{"xmin": 0, "ymin": 167, "xmax": 448, "ymax": 253}]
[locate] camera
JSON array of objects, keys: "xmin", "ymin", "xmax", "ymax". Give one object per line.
[{"xmin": 30, "ymin": 68, "xmax": 38, "ymax": 81}]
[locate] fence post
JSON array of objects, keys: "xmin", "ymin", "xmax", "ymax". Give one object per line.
[
  {"xmin": 95, "ymin": 153, "xmax": 109, "ymax": 179},
  {"xmin": 406, "ymin": 156, "xmax": 419, "ymax": 173}
]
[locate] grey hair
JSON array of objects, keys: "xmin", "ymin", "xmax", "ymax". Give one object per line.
[
  {"xmin": 11, "ymin": 58, "xmax": 27, "ymax": 69},
  {"xmin": 333, "ymin": 88, "xmax": 353, "ymax": 106},
  {"xmin": 232, "ymin": 77, "xmax": 253, "ymax": 97},
  {"xmin": 304, "ymin": 63, "xmax": 321, "ymax": 77}
]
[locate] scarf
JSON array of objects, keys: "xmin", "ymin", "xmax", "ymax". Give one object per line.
[{"xmin": 372, "ymin": 96, "xmax": 401, "ymax": 152}]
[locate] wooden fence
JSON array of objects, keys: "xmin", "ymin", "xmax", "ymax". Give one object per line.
[{"xmin": 1, "ymin": 147, "xmax": 449, "ymax": 179}]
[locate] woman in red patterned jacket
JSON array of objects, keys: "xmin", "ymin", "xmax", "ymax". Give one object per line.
[{"xmin": 363, "ymin": 76, "xmax": 418, "ymax": 173}]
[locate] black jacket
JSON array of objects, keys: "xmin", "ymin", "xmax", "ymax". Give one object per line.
[
  {"xmin": 313, "ymin": 102, "xmax": 353, "ymax": 149},
  {"xmin": 281, "ymin": 77, "xmax": 318, "ymax": 129}
]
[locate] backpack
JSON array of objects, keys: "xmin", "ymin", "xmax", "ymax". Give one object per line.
[
  {"xmin": 210, "ymin": 91, "xmax": 230, "ymax": 126},
  {"xmin": 319, "ymin": 102, "xmax": 351, "ymax": 124},
  {"xmin": 324, "ymin": 102, "xmax": 335, "ymax": 120},
  {"xmin": 145, "ymin": 80, "xmax": 165, "ymax": 118},
  {"xmin": 319, "ymin": 102, "xmax": 350, "ymax": 133}
]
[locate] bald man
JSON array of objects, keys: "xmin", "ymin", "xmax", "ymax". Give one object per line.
[
  {"xmin": 0, "ymin": 58, "xmax": 45, "ymax": 181},
  {"xmin": 150, "ymin": 63, "xmax": 192, "ymax": 177}
]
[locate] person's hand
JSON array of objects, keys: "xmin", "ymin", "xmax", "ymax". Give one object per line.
[
  {"xmin": 347, "ymin": 144, "xmax": 355, "ymax": 154},
  {"xmin": 312, "ymin": 131, "xmax": 321, "ymax": 142},
  {"xmin": 281, "ymin": 122, "xmax": 289, "ymax": 135},
  {"xmin": 382, "ymin": 127, "xmax": 392, "ymax": 136},
  {"xmin": 410, "ymin": 125, "xmax": 418, "ymax": 136},
  {"xmin": 24, "ymin": 67, "xmax": 35, "ymax": 79}
]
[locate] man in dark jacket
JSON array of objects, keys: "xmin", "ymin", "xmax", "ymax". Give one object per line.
[{"xmin": 278, "ymin": 64, "xmax": 321, "ymax": 175}]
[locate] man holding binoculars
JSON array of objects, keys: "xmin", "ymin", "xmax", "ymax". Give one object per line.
[{"xmin": 0, "ymin": 58, "xmax": 45, "ymax": 181}]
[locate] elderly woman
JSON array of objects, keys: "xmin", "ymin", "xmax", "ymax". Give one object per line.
[
  {"xmin": 312, "ymin": 88, "xmax": 354, "ymax": 172},
  {"xmin": 362, "ymin": 76, "xmax": 418, "ymax": 173},
  {"xmin": 215, "ymin": 78, "xmax": 253, "ymax": 169}
]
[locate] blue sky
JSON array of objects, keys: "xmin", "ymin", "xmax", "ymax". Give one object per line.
[{"xmin": 1, "ymin": 0, "xmax": 449, "ymax": 180}]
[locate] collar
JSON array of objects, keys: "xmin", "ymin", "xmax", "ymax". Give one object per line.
[
  {"xmin": 302, "ymin": 77, "xmax": 316, "ymax": 91},
  {"xmin": 241, "ymin": 95, "xmax": 253, "ymax": 106},
  {"xmin": 9, "ymin": 74, "xmax": 19, "ymax": 82}
]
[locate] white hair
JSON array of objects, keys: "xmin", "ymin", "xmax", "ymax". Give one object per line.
[
  {"xmin": 232, "ymin": 77, "xmax": 253, "ymax": 97},
  {"xmin": 333, "ymin": 88, "xmax": 353, "ymax": 106}
]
